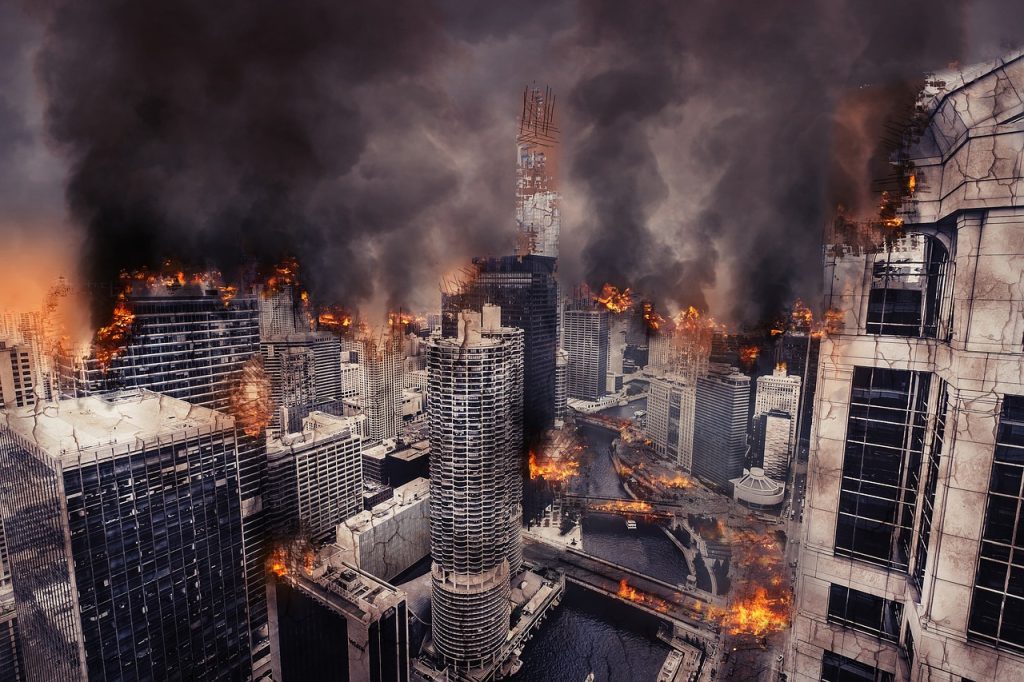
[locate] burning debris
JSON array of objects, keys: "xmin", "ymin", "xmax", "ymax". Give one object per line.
[
  {"xmin": 592, "ymin": 499, "xmax": 653, "ymax": 514},
  {"xmin": 715, "ymin": 527, "xmax": 792, "ymax": 637},
  {"xmin": 262, "ymin": 257, "xmax": 300, "ymax": 297},
  {"xmin": 318, "ymin": 305, "xmax": 353, "ymax": 333},
  {"xmin": 617, "ymin": 579, "xmax": 669, "ymax": 613},
  {"xmin": 642, "ymin": 302, "xmax": 664, "ymax": 332},
  {"xmin": 594, "ymin": 284, "xmax": 634, "ymax": 314},
  {"xmin": 738, "ymin": 345, "xmax": 760, "ymax": 367},
  {"xmin": 229, "ymin": 356, "xmax": 273, "ymax": 437}
]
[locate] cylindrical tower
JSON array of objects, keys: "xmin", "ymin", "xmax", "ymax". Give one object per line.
[{"xmin": 427, "ymin": 311, "xmax": 522, "ymax": 668}]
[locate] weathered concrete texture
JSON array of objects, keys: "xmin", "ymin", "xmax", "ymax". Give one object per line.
[{"xmin": 793, "ymin": 51, "xmax": 1024, "ymax": 682}]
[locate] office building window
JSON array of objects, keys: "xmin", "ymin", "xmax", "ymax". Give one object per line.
[
  {"xmin": 821, "ymin": 650, "xmax": 894, "ymax": 682},
  {"xmin": 912, "ymin": 380, "xmax": 947, "ymax": 594},
  {"xmin": 867, "ymin": 233, "xmax": 948, "ymax": 339},
  {"xmin": 827, "ymin": 584, "xmax": 903, "ymax": 642},
  {"xmin": 968, "ymin": 395, "xmax": 1024, "ymax": 651},
  {"xmin": 835, "ymin": 367, "xmax": 930, "ymax": 570}
]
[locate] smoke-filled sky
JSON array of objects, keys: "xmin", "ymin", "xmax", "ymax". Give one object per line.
[{"xmin": 1, "ymin": 0, "xmax": 1023, "ymax": 326}]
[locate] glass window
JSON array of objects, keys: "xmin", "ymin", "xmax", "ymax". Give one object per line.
[
  {"xmin": 970, "ymin": 395, "xmax": 1024, "ymax": 652},
  {"xmin": 821, "ymin": 650, "xmax": 895, "ymax": 682},
  {"xmin": 827, "ymin": 584, "xmax": 903, "ymax": 641},
  {"xmin": 866, "ymin": 233, "xmax": 948, "ymax": 339},
  {"xmin": 835, "ymin": 367, "xmax": 930, "ymax": 570}
]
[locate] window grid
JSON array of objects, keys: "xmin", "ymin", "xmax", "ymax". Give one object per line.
[{"xmin": 827, "ymin": 584, "xmax": 903, "ymax": 642}]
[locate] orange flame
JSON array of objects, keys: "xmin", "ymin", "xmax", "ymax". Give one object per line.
[
  {"xmin": 739, "ymin": 345, "xmax": 760, "ymax": 367},
  {"xmin": 263, "ymin": 257, "xmax": 300, "ymax": 297},
  {"xmin": 720, "ymin": 587, "xmax": 792, "ymax": 636},
  {"xmin": 594, "ymin": 284, "xmax": 634, "ymax": 314},
  {"xmin": 268, "ymin": 547, "xmax": 289, "ymax": 577},
  {"xmin": 642, "ymin": 302, "xmax": 664, "ymax": 331},
  {"xmin": 93, "ymin": 294, "xmax": 135, "ymax": 369},
  {"xmin": 388, "ymin": 311, "xmax": 414, "ymax": 329},
  {"xmin": 617, "ymin": 579, "xmax": 670, "ymax": 613},
  {"xmin": 229, "ymin": 356, "xmax": 273, "ymax": 437},
  {"xmin": 592, "ymin": 499, "xmax": 653, "ymax": 514},
  {"xmin": 528, "ymin": 450, "xmax": 580, "ymax": 482},
  {"xmin": 655, "ymin": 473, "xmax": 693, "ymax": 489},
  {"xmin": 318, "ymin": 306, "xmax": 353, "ymax": 332}
]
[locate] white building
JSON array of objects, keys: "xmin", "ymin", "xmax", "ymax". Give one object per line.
[
  {"xmin": 647, "ymin": 372, "xmax": 697, "ymax": 470},
  {"xmin": 361, "ymin": 331, "xmax": 403, "ymax": 444},
  {"xmin": 754, "ymin": 364, "xmax": 801, "ymax": 450}
]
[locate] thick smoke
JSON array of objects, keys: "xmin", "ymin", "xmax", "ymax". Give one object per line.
[{"xmin": 6, "ymin": 0, "xmax": 1024, "ymax": 325}]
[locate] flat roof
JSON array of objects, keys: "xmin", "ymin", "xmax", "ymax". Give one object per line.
[{"xmin": 1, "ymin": 389, "xmax": 230, "ymax": 461}]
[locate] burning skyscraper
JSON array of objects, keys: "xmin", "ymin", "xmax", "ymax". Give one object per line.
[{"xmin": 515, "ymin": 85, "xmax": 559, "ymax": 259}]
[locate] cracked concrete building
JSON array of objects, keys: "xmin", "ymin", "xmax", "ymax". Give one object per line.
[
  {"xmin": 426, "ymin": 311, "xmax": 523, "ymax": 669},
  {"xmin": 0, "ymin": 390, "xmax": 271, "ymax": 681},
  {"xmin": 793, "ymin": 51, "xmax": 1024, "ymax": 682}
]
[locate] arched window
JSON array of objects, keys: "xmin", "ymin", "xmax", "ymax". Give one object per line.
[{"xmin": 867, "ymin": 233, "xmax": 949, "ymax": 338}]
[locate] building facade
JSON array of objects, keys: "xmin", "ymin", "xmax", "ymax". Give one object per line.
[
  {"xmin": 426, "ymin": 314, "xmax": 523, "ymax": 669},
  {"xmin": 361, "ymin": 332, "xmax": 403, "ymax": 445},
  {"xmin": 647, "ymin": 372, "xmax": 697, "ymax": 471},
  {"xmin": 0, "ymin": 341, "xmax": 36, "ymax": 409},
  {"xmin": 0, "ymin": 390, "xmax": 267, "ymax": 681},
  {"xmin": 692, "ymin": 364, "xmax": 750, "ymax": 491},
  {"xmin": 793, "ymin": 52, "xmax": 1024, "ymax": 682},
  {"xmin": 753, "ymin": 409, "xmax": 792, "ymax": 482},
  {"xmin": 754, "ymin": 364, "xmax": 801, "ymax": 458},
  {"xmin": 563, "ymin": 308, "xmax": 610, "ymax": 402},
  {"xmin": 266, "ymin": 412, "xmax": 364, "ymax": 544}
]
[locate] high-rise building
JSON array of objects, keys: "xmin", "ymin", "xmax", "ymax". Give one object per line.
[
  {"xmin": 262, "ymin": 331, "xmax": 342, "ymax": 433},
  {"xmin": 266, "ymin": 412, "xmax": 364, "ymax": 543},
  {"xmin": 554, "ymin": 349, "xmax": 568, "ymax": 426},
  {"xmin": 59, "ymin": 282, "xmax": 260, "ymax": 410},
  {"xmin": 361, "ymin": 332, "xmax": 403, "ymax": 445},
  {"xmin": 777, "ymin": 331, "xmax": 820, "ymax": 448},
  {"xmin": 0, "ymin": 390, "xmax": 267, "ymax": 681},
  {"xmin": 752, "ymin": 409, "xmax": 792, "ymax": 482},
  {"xmin": 259, "ymin": 284, "xmax": 305, "ymax": 338},
  {"xmin": 0, "ymin": 341, "xmax": 37, "ymax": 408},
  {"xmin": 563, "ymin": 307, "xmax": 609, "ymax": 401},
  {"xmin": 340, "ymin": 360, "xmax": 362, "ymax": 399},
  {"xmin": 0, "ymin": 518, "xmax": 23, "ymax": 681},
  {"xmin": 514, "ymin": 85, "xmax": 560, "ymax": 259},
  {"xmin": 441, "ymin": 254, "xmax": 558, "ymax": 441},
  {"xmin": 274, "ymin": 558, "xmax": 409, "ymax": 682},
  {"xmin": 692, "ymin": 364, "xmax": 750, "ymax": 491},
  {"xmin": 753, "ymin": 364, "xmax": 801, "ymax": 474},
  {"xmin": 793, "ymin": 54, "xmax": 1024, "ymax": 682},
  {"xmin": 647, "ymin": 373, "xmax": 697, "ymax": 470},
  {"xmin": 427, "ymin": 313, "xmax": 522, "ymax": 669}
]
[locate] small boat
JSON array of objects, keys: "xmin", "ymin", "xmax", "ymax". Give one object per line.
[{"xmin": 626, "ymin": 519, "xmax": 638, "ymax": 530}]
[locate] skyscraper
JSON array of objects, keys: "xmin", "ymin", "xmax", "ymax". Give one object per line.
[
  {"xmin": 59, "ymin": 281, "xmax": 260, "ymax": 410},
  {"xmin": 441, "ymin": 254, "xmax": 558, "ymax": 441},
  {"xmin": 266, "ymin": 412, "xmax": 365, "ymax": 543},
  {"xmin": 0, "ymin": 518, "xmax": 22, "ymax": 681},
  {"xmin": 647, "ymin": 373, "xmax": 697, "ymax": 471},
  {"xmin": 262, "ymin": 331, "xmax": 342, "ymax": 433},
  {"xmin": 0, "ymin": 340, "xmax": 37, "ymax": 408},
  {"xmin": 776, "ymin": 331, "xmax": 820, "ymax": 448},
  {"xmin": 563, "ymin": 307, "xmax": 609, "ymax": 401},
  {"xmin": 753, "ymin": 364, "xmax": 801, "ymax": 475},
  {"xmin": 0, "ymin": 390, "xmax": 267, "ymax": 681},
  {"xmin": 692, "ymin": 364, "xmax": 750, "ymax": 490},
  {"xmin": 752, "ymin": 409, "xmax": 792, "ymax": 481},
  {"xmin": 361, "ymin": 331, "xmax": 403, "ymax": 445},
  {"xmin": 427, "ymin": 312, "xmax": 522, "ymax": 669},
  {"xmin": 514, "ymin": 85, "xmax": 559, "ymax": 259},
  {"xmin": 554, "ymin": 349, "xmax": 568, "ymax": 426},
  {"xmin": 794, "ymin": 54, "xmax": 1024, "ymax": 682}
]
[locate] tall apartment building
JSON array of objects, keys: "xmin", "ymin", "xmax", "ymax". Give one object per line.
[
  {"xmin": 441, "ymin": 254, "xmax": 559, "ymax": 441},
  {"xmin": 793, "ymin": 52, "xmax": 1024, "ymax": 682},
  {"xmin": 0, "ymin": 390, "xmax": 269, "ymax": 681},
  {"xmin": 361, "ymin": 331, "xmax": 403, "ymax": 444},
  {"xmin": 647, "ymin": 372, "xmax": 697, "ymax": 471},
  {"xmin": 563, "ymin": 307, "xmax": 610, "ymax": 401},
  {"xmin": 0, "ymin": 341, "xmax": 36, "ymax": 408},
  {"xmin": 266, "ymin": 412, "xmax": 364, "ymax": 543},
  {"xmin": 274, "ymin": 558, "xmax": 409, "ymax": 682},
  {"xmin": 754, "ymin": 364, "xmax": 801, "ymax": 475},
  {"xmin": 692, "ymin": 364, "xmax": 750, "ymax": 491},
  {"xmin": 59, "ymin": 282, "xmax": 260, "ymax": 410},
  {"xmin": 554, "ymin": 349, "xmax": 568, "ymax": 426},
  {"xmin": 426, "ymin": 313, "xmax": 522, "ymax": 669}
]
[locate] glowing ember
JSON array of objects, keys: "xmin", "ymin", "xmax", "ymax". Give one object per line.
[
  {"xmin": 594, "ymin": 284, "xmax": 633, "ymax": 314},
  {"xmin": 528, "ymin": 450, "xmax": 580, "ymax": 482},
  {"xmin": 93, "ymin": 293, "xmax": 135, "ymax": 369},
  {"xmin": 907, "ymin": 173, "xmax": 917, "ymax": 195},
  {"xmin": 268, "ymin": 547, "xmax": 289, "ymax": 577},
  {"xmin": 229, "ymin": 356, "xmax": 273, "ymax": 437},
  {"xmin": 617, "ymin": 579, "xmax": 669, "ymax": 613},
  {"xmin": 739, "ymin": 345, "xmax": 760, "ymax": 366},
  {"xmin": 219, "ymin": 284, "xmax": 238, "ymax": 308}
]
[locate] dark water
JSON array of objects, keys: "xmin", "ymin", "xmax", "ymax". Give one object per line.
[
  {"xmin": 519, "ymin": 414, "xmax": 686, "ymax": 680},
  {"xmin": 510, "ymin": 583, "xmax": 671, "ymax": 682}
]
